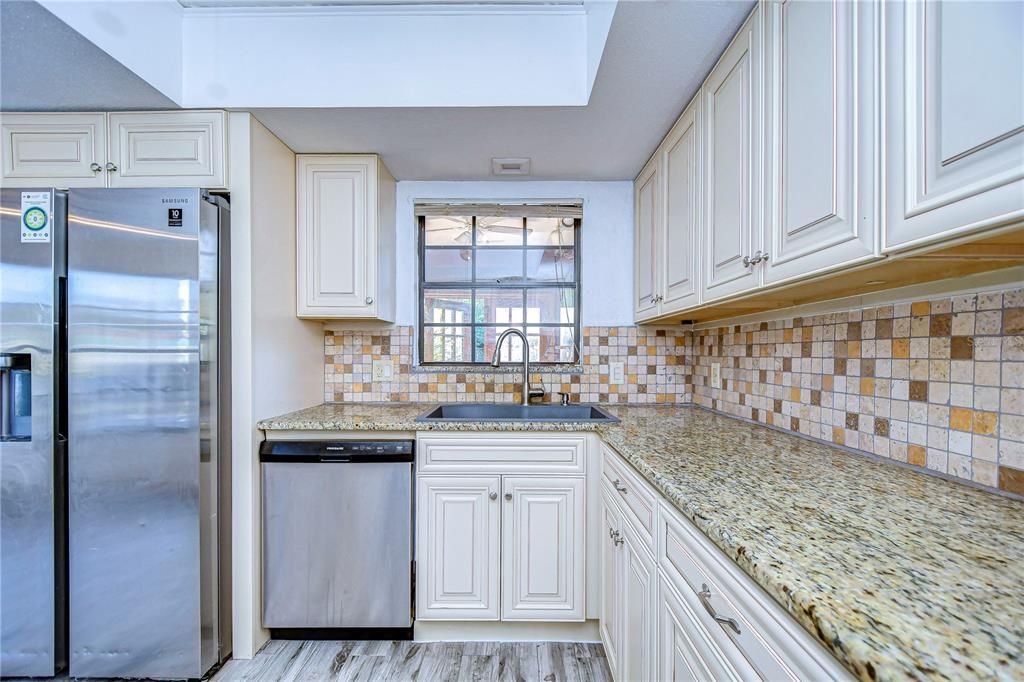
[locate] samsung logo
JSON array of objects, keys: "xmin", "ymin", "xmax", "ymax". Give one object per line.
[{"xmin": 162, "ymin": 198, "xmax": 190, "ymax": 204}]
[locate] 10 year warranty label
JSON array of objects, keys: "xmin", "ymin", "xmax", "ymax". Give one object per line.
[{"xmin": 21, "ymin": 192, "xmax": 52, "ymax": 243}]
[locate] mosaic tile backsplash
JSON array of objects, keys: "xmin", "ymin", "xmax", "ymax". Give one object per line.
[
  {"xmin": 322, "ymin": 286, "xmax": 1024, "ymax": 496},
  {"xmin": 690, "ymin": 288, "xmax": 1024, "ymax": 497},
  {"xmin": 324, "ymin": 326, "xmax": 691, "ymax": 406}
]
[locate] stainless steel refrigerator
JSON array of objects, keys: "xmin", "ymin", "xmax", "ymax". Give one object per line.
[{"xmin": 0, "ymin": 188, "xmax": 231, "ymax": 679}]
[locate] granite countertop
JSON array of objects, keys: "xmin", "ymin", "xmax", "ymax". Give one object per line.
[{"xmin": 258, "ymin": 403, "xmax": 1024, "ymax": 681}]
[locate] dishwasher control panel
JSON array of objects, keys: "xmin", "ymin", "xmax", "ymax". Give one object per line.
[{"xmin": 259, "ymin": 439, "xmax": 414, "ymax": 462}]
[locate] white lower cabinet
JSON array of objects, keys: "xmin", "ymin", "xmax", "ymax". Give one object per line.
[
  {"xmin": 415, "ymin": 435, "xmax": 588, "ymax": 623},
  {"xmin": 416, "ymin": 476, "xmax": 501, "ymax": 620},
  {"xmin": 601, "ymin": 445, "xmax": 852, "ymax": 682},
  {"xmin": 600, "ymin": 489, "xmax": 622, "ymax": 673},
  {"xmin": 502, "ymin": 476, "xmax": 585, "ymax": 620},
  {"xmin": 601, "ymin": 482, "xmax": 657, "ymax": 682}
]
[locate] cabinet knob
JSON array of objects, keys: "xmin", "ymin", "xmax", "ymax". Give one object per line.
[
  {"xmin": 105, "ymin": 162, "xmax": 118, "ymax": 172},
  {"xmin": 365, "ymin": 296, "xmax": 374, "ymax": 305},
  {"xmin": 489, "ymin": 492, "xmax": 498, "ymax": 501},
  {"xmin": 612, "ymin": 479, "xmax": 627, "ymax": 494},
  {"xmin": 504, "ymin": 492, "xmax": 513, "ymax": 501},
  {"xmin": 744, "ymin": 251, "xmax": 768, "ymax": 267},
  {"xmin": 89, "ymin": 162, "xmax": 102, "ymax": 173}
]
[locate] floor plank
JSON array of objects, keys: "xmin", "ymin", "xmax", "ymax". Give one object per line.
[{"xmin": 212, "ymin": 640, "xmax": 611, "ymax": 682}]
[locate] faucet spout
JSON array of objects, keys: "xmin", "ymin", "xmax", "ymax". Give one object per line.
[{"xmin": 491, "ymin": 328, "xmax": 532, "ymax": 406}]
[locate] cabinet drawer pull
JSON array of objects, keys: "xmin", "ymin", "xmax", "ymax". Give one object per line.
[
  {"xmin": 89, "ymin": 162, "xmax": 102, "ymax": 173},
  {"xmin": 698, "ymin": 583, "xmax": 741, "ymax": 635},
  {"xmin": 610, "ymin": 529, "xmax": 624, "ymax": 546},
  {"xmin": 489, "ymin": 492, "xmax": 497, "ymax": 501},
  {"xmin": 504, "ymin": 492, "xmax": 512, "ymax": 501},
  {"xmin": 105, "ymin": 162, "xmax": 118, "ymax": 172},
  {"xmin": 612, "ymin": 479, "xmax": 627, "ymax": 494},
  {"xmin": 365, "ymin": 296, "xmax": 374, "ymax": 305}
]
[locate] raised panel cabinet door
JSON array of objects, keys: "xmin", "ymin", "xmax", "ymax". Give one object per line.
[
  {"xmin": 662, "ymin": 96, "xmax": 702, "ymax": 312},
  {"xmin": 600, "ymin": 488, "xmax": 623, "ymax": 677},
  {"xmin": 657, "ymin": 574, "xmax": 746, "ymax": 682},
  {"xmin": 296, "ymin": 155, "xmax": 377, "ymax": 317},
  {"xmin": 1, "ymin": 113, "xmax": 106, "ymax": 187},
  {"xmin": 620, "ymin": 520, "xmax": 656, "ymax": 682},
  {"xmin": 634, "ymin": 156, "xmax": 662, "ymax": 321},
  {"xmin": 762, "ymin": 0, "xmax": 877, "ymax": 284},
  {"xmin": 501, "ymin": 476, "xmax": 585, "ymax": 621},
  {"xmin": 416, "ymin": 476, "xmax": 500, "ymax": 620},
  {"xmin": 884, "ymin": 0, "xmax": 1024, "ymax": 251},
  {"xmin": 702, "ymin": 7, "xmax": 763, "ymax": 301},
  {"xmin": 107, "ymin": 111, "xmax": 226, "ymax": 188}
]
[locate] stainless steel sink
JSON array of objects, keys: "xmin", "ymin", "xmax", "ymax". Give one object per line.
[{"xmin": 416, "ymin": 403, "xmax": 619, "ymax": 423}]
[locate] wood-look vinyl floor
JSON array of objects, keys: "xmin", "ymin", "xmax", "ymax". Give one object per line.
[{"xmin": 212, "ymin": 640, "xmax": 612, "ymax": 682}]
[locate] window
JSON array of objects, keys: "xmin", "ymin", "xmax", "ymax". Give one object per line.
[{"xmin": 418, "ymin": 208, "xmax": 581, "ymax": 365}]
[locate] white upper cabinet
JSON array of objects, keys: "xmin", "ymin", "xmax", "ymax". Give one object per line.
[
  {"xmin": 662, "ymin": 97, "xmax": 702, "ymax": 311},
  {"xmin": 501, "ymin": 476, "xmax": 585, "ymax": 621},
  {"xmin": 635, "ymin": 156, "xmax": 662, "ymax": 320},
  {"xmin": 762, "ymin": 0, "xmax": 877, "ymax": 284},
  {"xmin": 107, "ymin": 111, "xmax": 226, "ymax": 188},
  {"xmin": 0, "ymin": 111, "xmax": 226, "ymax": 189},
  {"xmin": 883, "ymin": 0, "xmax": 1024, "ymax": 251},
  {"xmin": 295, "ymin": 154, "xmax": 396, "ymax": 320},
  {"xmin": 701, "ymin": 7, "xmax": 763, "ymax": 302},
  {"xmin": 1, "ymin": 113, "xmax": 107, "ymax": 188},
  {"xmin": 416, "ymin": 476, "xmax": 501, "ymax": 621}
]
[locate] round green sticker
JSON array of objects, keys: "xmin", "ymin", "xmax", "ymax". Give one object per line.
[{"xmin": 23, "ymin": 206, "xmax": 47, "ymax": 231}]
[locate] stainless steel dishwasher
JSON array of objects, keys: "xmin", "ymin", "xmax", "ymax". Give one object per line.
[{"xmin": 260, "ymin": 439, "xmax": 414, "ymax": 638}]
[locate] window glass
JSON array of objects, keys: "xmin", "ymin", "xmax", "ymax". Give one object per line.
[{"xmin": 418, "ymin": 212, "xmax": 579, "ymax": 364}]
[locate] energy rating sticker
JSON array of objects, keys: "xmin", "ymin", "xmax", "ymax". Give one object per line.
[{"xmin": 21, "ymin": 192, "xmax": 52, "ymax": 243}]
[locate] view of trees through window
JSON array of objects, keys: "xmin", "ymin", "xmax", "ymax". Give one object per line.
[{"xmin": 419, "ymin": 212, "xmax": 580, "ymax": 365}]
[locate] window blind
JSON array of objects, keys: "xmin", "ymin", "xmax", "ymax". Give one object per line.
[{"xmin": 414, "ymin": 201, "xmax": 583, "ymax": 219}]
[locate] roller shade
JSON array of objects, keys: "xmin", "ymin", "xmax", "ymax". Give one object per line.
[{"xmin": 414, "ymin": 201, "xmax": 583, "ymax": 219}]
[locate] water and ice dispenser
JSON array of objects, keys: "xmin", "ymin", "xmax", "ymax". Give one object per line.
[{"xmin": 0, "ymin": 353, "xmax": 31, "ymax": 440}]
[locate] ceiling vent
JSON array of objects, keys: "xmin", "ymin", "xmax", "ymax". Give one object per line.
[{"xmin": 491, "ymin": 158, "xmax": 531, "ymax": 176}]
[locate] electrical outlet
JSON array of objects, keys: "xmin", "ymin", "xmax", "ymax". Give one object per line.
[
  {"xmin": 610, "ymin": 362, "xmax": 625, "ymax": 384},
  {"xmin": 711, "ymin": 362, "xmax": 721, "ymax": 389},
  {"xmin": 372, "ymin": 359, "xmax": 393, "ymax": 381}
]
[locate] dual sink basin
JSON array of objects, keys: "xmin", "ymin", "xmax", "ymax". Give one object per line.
[{"xmin": 416, "ymin": 403, "xmax": 619, "ymax": 424}]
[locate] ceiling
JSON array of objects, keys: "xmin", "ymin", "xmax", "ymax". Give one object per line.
[
  {"xmin": 0, "ymin": 0, "xmax": 753, "ymax": 181},
  {"xmin": 251, "ymin": 0, "xmax": 752, "ymax": 180}
]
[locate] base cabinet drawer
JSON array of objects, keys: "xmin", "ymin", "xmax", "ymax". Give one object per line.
[
  {"xmin": 420, "ymin": 434, "xmax": 586, "ymax": 474},
  {"xmin": 658, "ymin": 572, "xmax": 753, "ymax": 682},
  {"xmin": 602, "ymin": 444, "xmax": 657, "ymax": 545}
]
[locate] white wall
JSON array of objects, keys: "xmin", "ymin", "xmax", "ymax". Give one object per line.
[
  {"xmin": 228, "ymin": 113, "xmax": 323, "ymax": 659},
  {"xmin": 395, "ymin": 180, "xmax": 635, "ymax": 327},
  {"xmin": 37, "ymin": 0, "xmax": 184, "ymax": 104}
]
